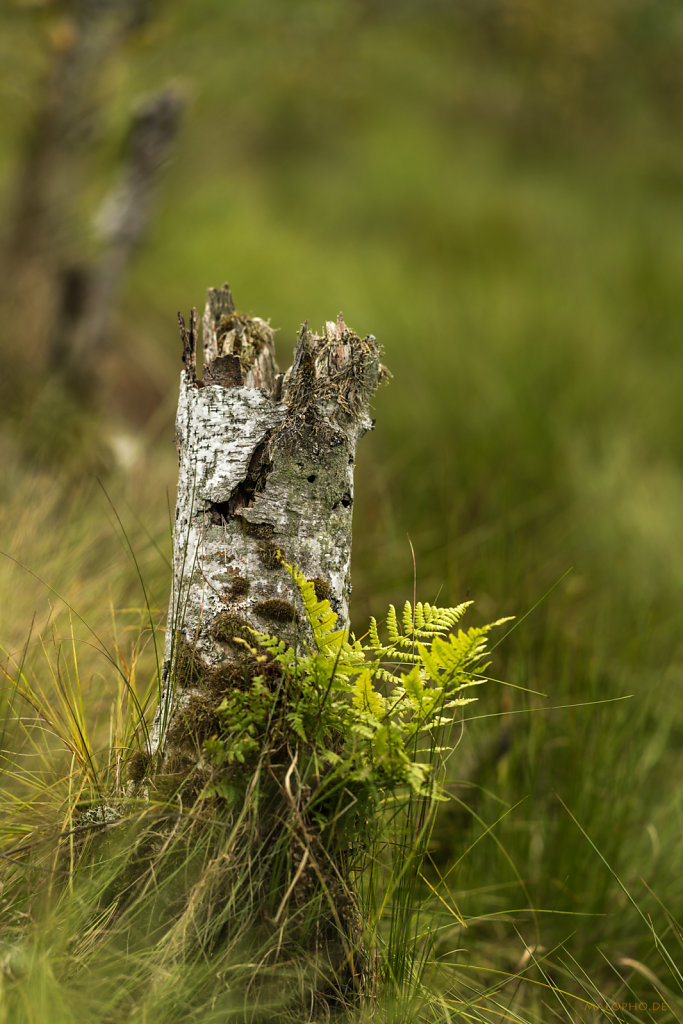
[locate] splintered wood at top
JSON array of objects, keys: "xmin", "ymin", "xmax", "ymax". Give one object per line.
[{"xmin": 178, "ymin": 307, "xmax": 199, "ymax": 383}]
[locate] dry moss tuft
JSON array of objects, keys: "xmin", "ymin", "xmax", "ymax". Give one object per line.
[
  {"xmin": 174, "ymin": 642, "xmax": 208, "ymax": 688},
  {"xmin": 216, "ymin": 311, "xmax": 273, "ymax": 370},
  {"xmin": 240, "ymin": 518, "xmax": 275, "ymax": 539},
  {"xmin": 258, "ymin": 542, "xmax": 282, "ymax": 569},
  {"xmin": 180, "ymin": 693, "xmax": 218, "ymax": 739},
  {"xmin": 254, "ymin": 599, "xmax": 298, "ymax": 623},
  {"xmin": 127, "ymin": 750, "xmax": 151, "ymax": 784},
  {"xmin": 227, "ymin": 575, "xmax": 249, "ymax": 598},
  {"xmin": 207, "ymin": 660, "xmax": 249, "ymax": 696},
  {"xmin": 211, "ymin": 612, "xmax": 251, "ymax": 646},
  {"xmin": 310, "ymin": 577, "xmax": 331, "ymax": 602}
]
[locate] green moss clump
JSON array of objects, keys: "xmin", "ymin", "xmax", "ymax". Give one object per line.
[
  {"xmin": 310, "ymin": 577, "xmax": 331, "ymax": 602},
  {"xmin": 211, "ymin": 612, "xmax": 251, "ymax": 646},
  {"xmin": 254, "ymin": 599, "xmax": 297, "ymax": 623}
]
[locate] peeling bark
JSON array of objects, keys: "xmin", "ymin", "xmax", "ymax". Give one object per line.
[
  {"xmin": 147, "ymin": 284, "xmax": 386, "ymax": 1007},
  {"xmin": 152, "ymin": 283, "xmax": 383, "ymax": 756}
]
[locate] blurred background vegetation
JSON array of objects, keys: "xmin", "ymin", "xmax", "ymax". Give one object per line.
[{"xmin": 1, "ymin": 0, "xmax": 683, "ymax": 1016}]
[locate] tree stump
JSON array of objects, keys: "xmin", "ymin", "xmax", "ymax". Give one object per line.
[{"xmin": 149, "ymin": 283, "xmax": 385, "ymax": 1009}]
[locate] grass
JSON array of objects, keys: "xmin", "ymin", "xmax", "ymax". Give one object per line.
[
  {"xmin": 0, "ymin": 555, "xmax": 510, "ymax": 1023},
  {"xmin": 1, "ymin": 1, "xmax": 683, "ymax": 1020},
  {"xmin": 1, "ymin": 492, "xmax": 680, "ymax": 1021}
]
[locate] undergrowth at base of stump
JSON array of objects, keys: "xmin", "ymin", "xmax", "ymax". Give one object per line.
[{"xmin": 0, "ymin": 562, "xmax": 507, "ymax": 1020}]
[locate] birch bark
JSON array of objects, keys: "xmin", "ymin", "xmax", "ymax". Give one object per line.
[
  {"xmin": 142, "ymin": 284, "xmax": 386, "ymax": 1007},
  {"xmin": 152, "ymin": 284, "xmax": 383, "ymax": 765}
]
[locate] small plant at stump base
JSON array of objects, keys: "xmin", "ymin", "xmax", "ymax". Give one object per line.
[{"xmin": 200, "ymin": 560, "xmax": 510, "ymax": 1000}]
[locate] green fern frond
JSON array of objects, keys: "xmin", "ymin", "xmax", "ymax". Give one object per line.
[
  {"xmin": 423, "ymin": 601, "xmax": 473, "ymax": 633},
  {"xmin": 352, "ymin": 668, "xmax": 386, "ymax": 720},
  {"xmin": 281, "ymin": 561, "xmax": 360, "ymax": 663},
  {"xmin": 402, "ymin": 664, "xmax": 424, "ymax": 710},
  {"xmin": 386, "ymin": 605, "xmax": 400, "ymax": 644},
  {"xmin": 373, "ymin": 665, "xmax": 403, "ymax": 687},
  {"xmin": 209, "ymin": 562, "xmax": 508, "ymax": 809},
  {"xmin": 362, "ymin": 600, "xmax": 477, "ymax": 659}
]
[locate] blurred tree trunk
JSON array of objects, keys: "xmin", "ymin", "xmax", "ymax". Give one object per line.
[
  {"xmin": 0, "ymin": 0, "xmax": 183, "ymax": 406},
  {"xmin": 152, "ymin": 283, "xmax": 383, "ymax": 1005},
  {"xmin": 48, "ymin": 85, "xmax": 184, "ymax": 383}
]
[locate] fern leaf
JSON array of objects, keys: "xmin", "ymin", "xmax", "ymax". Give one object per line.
[
  {"xmin": 402, "ymin": 601, "xmax": 414, "ymax": 636},
  {"xmin": 352, "ymin": 669, "xmax": 385, "ymax": 719},
  {"xmin": 386, "ymin": 605, "xmax": 400, "ymax": 644},
  {"xmin": 416, "ymin": 639, "xmax": 441, "ymax": 682},
  {"xmin": 368, "ymin": 616, "xmax": 381, "ymax": 649},
  {"xmin": 387, "ymin": 648, "xmax": 418, "ymax": 664},
  {"xmin": 402, "ymin": 664, "xmax": 425, "ymax": 710},
  {"xmin": 374, "ymin": 665, "xmax": 403, "ymax": 687}
]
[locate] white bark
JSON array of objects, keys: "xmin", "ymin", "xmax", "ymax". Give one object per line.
[{"xmin": 152, "ymin": 285, "xmax": 383, "ymax": 758}]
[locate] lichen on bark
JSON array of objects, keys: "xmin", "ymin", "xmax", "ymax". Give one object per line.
[
  {"xmin": 142, "ymin": 284, "xmax": 387, "ymax": 1008},
  {"xmin": 152, "ymin": 284, "xmax": 384, "ymax": 762}
]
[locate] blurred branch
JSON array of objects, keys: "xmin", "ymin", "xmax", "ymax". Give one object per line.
[
  {"xmin": 48, "ymin": 86, "xmax": 185, "ymax": 378},
  {"xmin": 0, "ymin": 0, "xmax": 182, "ymax": 407},
  {"xmin": 5, "ymin": 1, "xmax": 140, "ymax": 269}
]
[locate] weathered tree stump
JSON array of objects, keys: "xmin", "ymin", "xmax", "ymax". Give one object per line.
[
  {"xmin": 152, "ymin": 284, "xmax": 383, "ymax": 756},
  {"xmin": 149, "ymin": 284, "xmax": 385, "ymax": 1009}
]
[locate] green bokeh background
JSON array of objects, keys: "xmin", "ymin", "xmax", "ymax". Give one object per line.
[{"xmin": 2, "ymin": 0, "xmax": 683, "ymax": 1009}]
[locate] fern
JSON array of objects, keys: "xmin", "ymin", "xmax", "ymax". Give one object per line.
[
  {"xmin": 206, "ymin": 562, "xmax": 510, "ymax": 803},
  {"xmin": 284, "ymin": 563, "xmax": 355, "ymax": 659},
  {"xmin": 352, "ymin": 668, "xmax": 386, "ymax": 720},
  {"xmin": 366, "ymin": 600, "xmax": 477, "ymax": 675}
]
